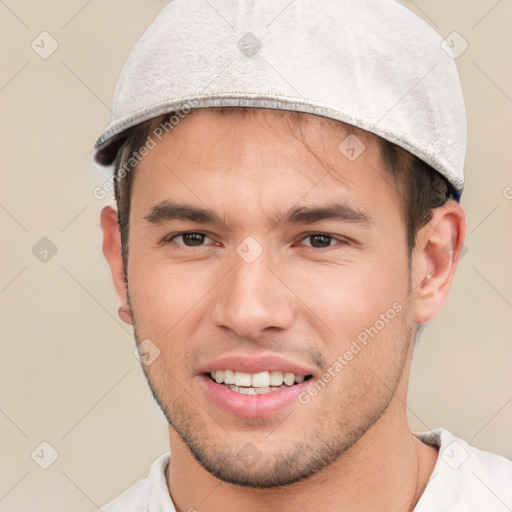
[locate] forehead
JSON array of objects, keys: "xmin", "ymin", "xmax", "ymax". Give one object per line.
[
  {"xmin": 169, "ymin": 107, "xmax": 381, "ymax": 157},
  {"xmin": 133, "ymin": 108, "xmax": 389, "ymax": 195}
]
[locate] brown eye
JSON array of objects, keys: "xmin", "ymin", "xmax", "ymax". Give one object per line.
[
  {"xmin": 170, "ymin": 232, "xmax": 211, "ymax": 246},
  {"xmin": 298, "ymin": 233, "xmax": 350, "ymax": 249},
  {"xmin": 305, "ymin": 234, "xmax": 335, "ymax": 248}
]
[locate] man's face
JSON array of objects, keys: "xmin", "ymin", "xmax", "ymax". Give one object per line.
[{"xmin": 125, "ymin": 109, "xmax": 415, "ymax": 486}]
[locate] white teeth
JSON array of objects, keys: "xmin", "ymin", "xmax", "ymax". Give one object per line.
[
  {"xmin": 234, "ymin": 371, "xmax": 252, "ymax": 387},
  {"xmin": 210, "ymin": 370, "xmax": 307, "ymax": 390},
  {"xmin": 226, "ymin": 383, "xmax": 291, "ymax": 394},
  {"xmin": 283, "ymin": 372, "xmax": 295, "ymax": 386},
  {"xmin": 251, "ymin": 371, "xmax": 270, "ymax": 387},
  {"xmin": 269, "ymin": 371, "xmax": 284, "ymax": 386},
  {"xmin": 224, "ymin": 370, "xmax": 235, "ymax": 385}
]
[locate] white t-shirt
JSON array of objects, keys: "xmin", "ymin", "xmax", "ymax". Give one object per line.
[{"xmin": 100, "ymin": 429, "xmax": 512, "ymax": 511}]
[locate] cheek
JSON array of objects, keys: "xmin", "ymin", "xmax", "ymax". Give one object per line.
[
  {"xmin": 285, "ymin": 248, "xmax": 410, "ymax": 346},
  {"xmin": 127, "ymin": 257, "xmax": 217, "ymax": 340},
  {"xmin": 128, "ymin": 263, "xmax": 214, "ymax": 386}
]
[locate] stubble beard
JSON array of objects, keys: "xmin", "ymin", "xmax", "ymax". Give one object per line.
[{"xmin": 130, "ymin": 307, "xmax": 415, "ymax": 489}]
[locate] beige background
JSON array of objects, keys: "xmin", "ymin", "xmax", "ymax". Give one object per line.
[{"xmin": 0, "ymin": 1, "xmax": 511, "ymax": 511}]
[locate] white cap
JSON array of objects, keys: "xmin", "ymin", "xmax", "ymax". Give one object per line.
[{"xmin": 95, "ymin": 0, "xmax": 466, "ymax": 197}]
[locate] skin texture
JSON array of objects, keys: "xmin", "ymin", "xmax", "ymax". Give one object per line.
[{"xmin": 101, "ymin": 108, "xmax": 465, "ymax": 512}]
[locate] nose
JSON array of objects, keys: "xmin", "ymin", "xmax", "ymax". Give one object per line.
[{"xmin": 210, "ymin": 250, "xmax": 296, "ymax": 340}]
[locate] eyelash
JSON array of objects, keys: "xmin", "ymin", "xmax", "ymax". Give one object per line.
[{"xmin": 164, "ymin": 232, "xmax": 349, "ymax": 249}]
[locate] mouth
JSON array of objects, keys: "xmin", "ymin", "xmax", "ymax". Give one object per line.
[
  {"xmin": 208, "ymin": 370, "xmax": 313, "ymax": 395},
  {"xmin": 198, "ymin": 353, "xmax": 318, "ymax": 417},
  {"xmin": 202, "ymin": 369, "xmax": 314, "ymax": 418}
]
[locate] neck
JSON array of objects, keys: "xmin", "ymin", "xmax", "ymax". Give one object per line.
[{"xmin": 167, "ymin": 394, "xmax": 438, "ymax": 512}]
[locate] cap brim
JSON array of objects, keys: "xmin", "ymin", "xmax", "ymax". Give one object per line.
[{"xmin": 94, "ymin": 130, "xmax": 131, "ymax": 166}]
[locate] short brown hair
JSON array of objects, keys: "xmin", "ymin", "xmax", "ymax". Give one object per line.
[{"xmin": 112, "ymin": 108, "xmax": 454, "ymax": 280}]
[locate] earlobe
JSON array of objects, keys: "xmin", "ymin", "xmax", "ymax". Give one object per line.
[
  {"xmin": 100, "ymin": 206, "xmax": 133, "ymax": 325},
  {"xmin": 413, "ymin": 201, "xmax": 466, "ymax": 324},
  {"xmin": 118, "ymin": 303, "xmax": 134, "ymax": 325}
]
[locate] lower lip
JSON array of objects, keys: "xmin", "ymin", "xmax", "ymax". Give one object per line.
[{"xmin": 200, "ymin": 375, "xmax": 309, "ymax": 418}]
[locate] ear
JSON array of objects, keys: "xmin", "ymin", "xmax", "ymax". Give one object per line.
[
  {"xmin": 100, "ymin": 206, "xmax": 133, "ymax": 325},
  {"xmin": 412, "ymin": 200, "xmax": 466, "ymax": 324}
]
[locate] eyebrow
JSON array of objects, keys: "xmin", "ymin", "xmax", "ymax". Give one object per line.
[
  {"xmin": 143, "ymin": 200, "xmax": 373, "ymax": 228},
  {"xmin": 274, "ymin": 204, "xmax": 373, "ymax": 227},
  {"xmin": 144, "ymin": 201, "xmax": 224, "ymax": 225}
]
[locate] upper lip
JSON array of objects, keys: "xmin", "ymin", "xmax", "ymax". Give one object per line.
[{"xmin": 197, "ymin": 352, "xmax": 318, "ymax": 377}]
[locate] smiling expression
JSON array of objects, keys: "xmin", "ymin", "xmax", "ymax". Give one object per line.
[{"xmin": 118, "ymin": 108, "xmax": 417, "ymax": 486}]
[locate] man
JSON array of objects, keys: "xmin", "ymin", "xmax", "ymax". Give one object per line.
[{"xmin": 95, "ymin": 1, "xmax": 512, "ymax": 510}]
